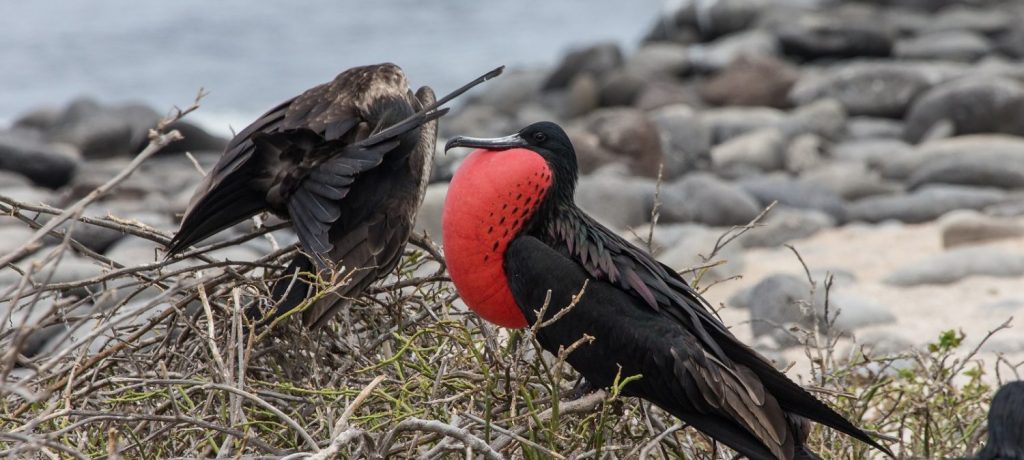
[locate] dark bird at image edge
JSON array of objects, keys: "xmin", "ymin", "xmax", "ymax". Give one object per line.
[
  {"xmin": 166, "ymin": 63, "xmax": 503, "ymax": 328},
  {"xmin": 441, "ymin": 121, "xmax": 895, "ymax": 460}
]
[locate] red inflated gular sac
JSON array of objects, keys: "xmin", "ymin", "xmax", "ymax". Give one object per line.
[{"xmin": 442, "ymin": 148, "xmax": 553, "ymax": 328}]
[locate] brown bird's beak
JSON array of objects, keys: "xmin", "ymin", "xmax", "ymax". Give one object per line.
[{"xmin": 444, "ymin": 133, "xmax": 529, "ymax": 153}]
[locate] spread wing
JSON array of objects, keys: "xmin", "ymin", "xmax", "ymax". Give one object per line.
[
  {"xmin": 546, "ymin": 210, "xmax": 893, "ymax": 457},
  {"xmin": 505, "ymin": 235, "xmax": 796, "ymax": 460}
]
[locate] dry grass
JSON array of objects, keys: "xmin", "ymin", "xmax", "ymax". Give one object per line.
[{"xmin": 1, "ymin": 105, "xmax": 1021, "ymax": 459}]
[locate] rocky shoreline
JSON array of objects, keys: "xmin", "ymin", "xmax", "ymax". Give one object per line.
[{"xmin": 2, "ymin": 0, "xmax": 1023, "ymax": 375}]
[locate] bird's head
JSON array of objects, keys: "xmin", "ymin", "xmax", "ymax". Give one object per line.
[{"xmin": 444, "ymin": 121, "xmax": 579, "ymax": 204}]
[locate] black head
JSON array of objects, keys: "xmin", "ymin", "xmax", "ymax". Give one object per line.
[{"xmin": 445, "ymin": 121, "xmax": 579, "ymax": 201}]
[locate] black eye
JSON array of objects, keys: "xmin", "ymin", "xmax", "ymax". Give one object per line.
[{"xmin": 532, "ymin": 132, "xmax": 547, "ymax": 142}]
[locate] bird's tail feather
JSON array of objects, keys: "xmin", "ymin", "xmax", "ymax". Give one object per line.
[{"xmin": 165, "ymin": 178, "xmax": 265, "ymax": 257}]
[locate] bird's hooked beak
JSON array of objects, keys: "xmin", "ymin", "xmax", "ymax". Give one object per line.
[{"xmin": 444, "ymin": 133, "xmax": 528, "ymax": 153}]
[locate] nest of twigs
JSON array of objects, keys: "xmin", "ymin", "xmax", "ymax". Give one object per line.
[{"xmin": 1, "ymin": 106, "xmax": 1018, "ymax": 459}]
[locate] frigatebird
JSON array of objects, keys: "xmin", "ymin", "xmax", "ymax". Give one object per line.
[
  {"xmin": 972, "ymin": 381, "xmax": 1024, "ymax": 460},
  {"xmin": 167, "ymin": 63, "xmax": 503, "ymax": 328},
  {"xmin": 442, "ymin": 122, "xmax": 893, "ymax": 460}
]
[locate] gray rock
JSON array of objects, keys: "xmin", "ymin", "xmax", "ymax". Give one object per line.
[
  {"xmin": 414, "ymin": 183, "xmax": 447, "ymax": 240},
  {"xmin": 649, "ymin": 105, "xmax": 712, "ymax": 178},
  {"xmin": 700, "ymin": 55, "xmax": 798, "ymax": 108},
  {"xmin": 825, "ymin": 291, "xmax": 897, "ymax": 333},
  {"xmin": 0, "ymin": 226, "xmax": 46, "ymax": 262},
  {"xmin": 748, "ymin": 273, "xmax": 896, "ymax": 347},
  {"xmin": 740, "ymin": 207, "xmax": 835, "ymax": 248},
  {"xmin": 904, "ymin": 76, "xmax": 1024, "ymax": 143},
  {"xmin": 626, "ymin": 222, "xmax": 709, "ymax": 256},
  {"xmin": 575, "ymin": 168, "xmax": 656, "ymax": 230},
  {"xmin": 634, "ymin": 79, "xmax": 703, "ymax": 111},
  {"xmin": 702, "ymin": 107, "xmax": 786, "ymax": 144},
  {"xmin": 575, "ymin": 108, "xmax": 665, "ymax": 178},
  {"xmin": 780, "ymin": 98, "xmax": 847, "ymax": 141},
  {"xmin": 882, "ymin": 135, "xmax": 1024, "ymax": 181},
  {"xmin": 778, "ymin": 13, "xmax": 894, "ymax": 59},
  {"xmin": 738, "ymin": 174, "xmax": 847, "ymax": 220},
  {"xmin": 710, "ymin": 128, "xmax": 785, "ymax": 173},
  {"xmin": 747, "ymin": 274, "xmax": 814, "ymax": 347},
  {"xmin": 13, "ymin": 106, "xmax": 61, "ymax": 131},
  {"xmin": 688, "ymin": 29, "xmax": 780, "ymax": 73},
  {"xmin": 986, "ymin": 198, "xmax": 1024, "ymax": 218},
  {"xmin": 996, "ymin": 24, "xmax": 1024, "ymax": 59},
  {"xmin": 159, "ymin": 120, "xmax": 228, "ymax": 155},
  {"xmin": 544, "ymin": 43, "xmax": 623, "ymax": 90},
  {"xmin": 0, "ymin": 254, "xmax": 106, "ymax": 299},
  {"xmin": 0, "ymin": 170, "xmax": 32, "ymax": 188},
  {"xmin": 848, "ymin": 185, "xmax": 1009, "ymax": 223},
  {"xmin": 104, "ymin": 238, "xmax": 161, "ymax": 266},
  {"xmin": 894, "ymin": 30, "xmax": 991, "ymax": 62},
  {"xmin": 0, "ymin": 186, "xmax": 57, "ymax": 207},
  {"xmin": 0, "ymin": 129, "xmax": 79, "ymax": 188},
  {"xmin": 845, "ymin": 117, "xmax": 905, "ymax": 140},
  {"xmin": 833, "ymin": 139, "xmax": 914, "ymax": 170},
  {"xmin": 884, "ymin": 246, "xmax": 1024, "ymax": 286},
  {"xmin": 939, "ymin": 210, "xmax": 1024, "ymax": 248},
  {"xmin": 658, "ymin": 227, "xmax": 745, "ymax": 284},
  {"xmin": 476, "ymin": 70, "xmax": 547, "ymax": 116},
  {"xmin": 625, "ymin": 43, "xmax": 689, "ymax": 80},
  {"xmin": 47, "ymin": 98, "xmax": 161, "ymax": 158},
  {"xmin": 440, "ymin": 105, "xmax": 511, "ymax": 139},
  {"xmin": 666, "ymin": 0, "xmax": 768, "ymax": 41},
  {"xmin": 596, "ymin": 69, "xmax": 647, "ymax": 107},
  {"xmin": 924, "ymin": 5, "xmax": 1012, "ymax": 35},
  {"xmin": 789, "ymin": 61, "xmax": 958, "ymax": 117},
  {"xmin": 563, "ymin": 73, "xmax": 600, "ymax": 118},
  {"xmin": 728, "ymin": 284, "xmax": 754, "ymax": 309},
  {"xmin": 801, "ymin": 162, "xmax": 903, "ymax": 201},
  {"xmin": 783, "ymin": 134, "xmax": 825, "ymax": 174},
  {"xmin": 907, "ymin": 151, "xmax": 1024, "ymax": 190},
  {"xmin": 660, "ymin": 173, "xmax": 762, "ymax": 226}
]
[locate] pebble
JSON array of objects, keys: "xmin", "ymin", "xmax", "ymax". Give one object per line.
[
  {"xmin": 648, "ymin": 104, "xmax": 712, "ymax": 178},
  {"xmin": 738, "ymin": 174, "xmax": 848, "ymax": 221},
  {"xmin": 847, "ymin": 185, "xmax": 1009, "ymax": 224},
  {"xmin": 575, "ymin": 167, "xmax": 656, "ymax": 230},
  {"xmin": 739, "ymin": 207, "xmax": 835, "ymax": 248},
  {"xmin": 659, "ymin": 173, "xmax": 762, "ymax": 226},
  {"xmin": 884, "ymin": 246, "xmax": 1024, "ymax": 286},
  {"xmin": 903, "ymin": 76, "xmax": 1024, "ymax": 143},
  {"xmin": 939, "ymin": 210, "xmax": 1024, "ymax": 248},
  {"xmin": 700, "ymin": 55, "xmax": 798, "ymax": 108},
  {"xmin": 710, "ymin": 128, "xmax": 785, "ymax": 173}
]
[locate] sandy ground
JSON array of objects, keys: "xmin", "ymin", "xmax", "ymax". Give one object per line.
[{"xmin": 698, "ymin": 220, "xmax": 1024, "ymax": 385}]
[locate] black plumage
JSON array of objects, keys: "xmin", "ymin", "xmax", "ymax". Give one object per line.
[
  {"xmin": 445, "ymin": 122, "xmax": 893, "ymax": 460},
  {"xmin": 168, "ymin": 63, "xmax": 502, "ymax": 328},
  {"xmin": 973, "ymin": 381, "xmax": 1024, "ymax": 460}
]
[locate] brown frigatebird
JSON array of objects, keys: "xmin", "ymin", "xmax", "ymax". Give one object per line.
[
  {"xmin": 441, "ymin": 122, "xmax": 893, "ymax": 460},
  {"xmin": 167, "ymin": 63, "xmax": 503, "ymax": 328}
]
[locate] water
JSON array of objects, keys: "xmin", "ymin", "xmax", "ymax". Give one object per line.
[{"xmin": 0, "ymin": 1, "xmax": 665, "ymax": 135}]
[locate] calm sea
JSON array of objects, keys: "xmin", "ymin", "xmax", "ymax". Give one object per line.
[{"xmin": 0, "ymin": 0, "xmax": 665, "ymax": 135}]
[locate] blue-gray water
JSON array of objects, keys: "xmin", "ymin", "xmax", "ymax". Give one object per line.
[{"xmin": 0, "ymin": 0, "xmax": 664, "ymax": 135}]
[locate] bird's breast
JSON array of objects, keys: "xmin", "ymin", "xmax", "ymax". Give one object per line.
[{"xmin": 442, "ymin": 149, "xmax": 553, "ymax": 328}]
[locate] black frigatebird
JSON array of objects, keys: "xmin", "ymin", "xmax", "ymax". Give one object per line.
[
  {"xmin": 167, "ymin": 63, "xmax": 503, "ymax": 328},
  {"xmin": 972, "ymin": 381, "xmax": 1024, "ymax": 460},
  {"xmin": 442, "ymin": 122, "xmax": 893, "ymax": 460}
]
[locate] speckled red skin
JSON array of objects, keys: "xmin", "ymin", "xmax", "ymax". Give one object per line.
[{"xmin": 442, "ymin": 148, "xmax": 553, "ymax": 328}]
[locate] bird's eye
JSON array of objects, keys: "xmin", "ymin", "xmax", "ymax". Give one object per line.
[{"xmin": 533, "ymin": 132, "xmax": 547, "ymax": 142}]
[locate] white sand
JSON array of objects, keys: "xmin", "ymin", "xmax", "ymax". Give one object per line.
[{"xmin": 697, "ymin": 220, "xmax": 1024, "ymax": 384}]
